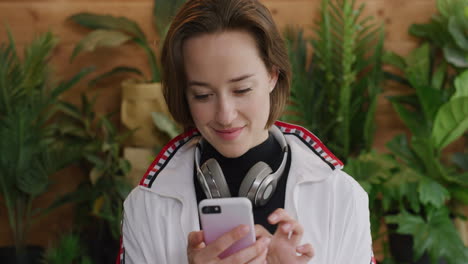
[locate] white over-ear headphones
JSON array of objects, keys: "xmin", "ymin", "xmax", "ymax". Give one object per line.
[{"xmin": 195, "ymin": 125, "xmax": 289, "ymax": 207}]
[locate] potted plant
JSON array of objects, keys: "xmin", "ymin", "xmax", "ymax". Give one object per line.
[
  {"xmin": 347, "ymin": 42, "xmax": 468, "ymax": 263},
  {"xmin": 68, "ymin": 0, "xmax": 186, "ymax": 148},
  {"xmin": 281, "ymin": 0, "xmax": 384, "ymax": 161},
  {"xmin": 0, "ymin": 30, "xmax": 92, "ymax": 264},
  {"xmin": 53, "ymin": 93, "xmax": 134, "ymax": 263}
]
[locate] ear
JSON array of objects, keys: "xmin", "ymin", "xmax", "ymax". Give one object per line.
[{"xmin": 268, "ymin": 67, "xmax": 279, "ymax": 93}]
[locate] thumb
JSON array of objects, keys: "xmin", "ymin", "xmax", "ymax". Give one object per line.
[{"xmin": 188, "ymin": 231, "xmax": 205, "ymax": 249}]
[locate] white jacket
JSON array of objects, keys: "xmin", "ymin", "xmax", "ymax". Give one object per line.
[{"xmin": 118, "ymin": 121, "xmax": 376, "ymax": 264}]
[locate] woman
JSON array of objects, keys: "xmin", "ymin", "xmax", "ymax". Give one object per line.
[{"xmin": 119, "ymin": 0, "xmax": 375, "ymax": 263}]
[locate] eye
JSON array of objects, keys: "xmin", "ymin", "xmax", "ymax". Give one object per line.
[
  {"xmin": 193, "ymin": 94, "xmax": 211, "ymax": 101},
  {"xmin": 234, "ymin": 88, "xmax": 252, "ymax": 95}
]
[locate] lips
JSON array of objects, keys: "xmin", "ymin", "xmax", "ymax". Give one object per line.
[{"xmin": 213, "ymin": 127, "xmax": 244, "ymax": 141}]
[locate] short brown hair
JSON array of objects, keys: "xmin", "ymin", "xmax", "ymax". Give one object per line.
[{"xmin": 161, "ymin": 0, "xmax": 291, "ymax": 129}]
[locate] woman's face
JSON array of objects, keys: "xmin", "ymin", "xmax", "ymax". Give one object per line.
[{"xmin": 183, "ymin": 30, "xmax": 278, "ymax": 158}]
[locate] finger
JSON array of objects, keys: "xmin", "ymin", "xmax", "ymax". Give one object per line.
[
  {"xmin": 254, "ymin": 224, "xmax": 272, "ymax": 240},
  {"xmin": 278, "ymin": 220, "xmax": 304, "ymax": 245},
  {"xmin": 220, "ymin": 236, "xmax": 271, "ymax": 264},
  {"xmin": 268, "ymin": 208, "xmax": 294, "ymax": 225},
  {"xmin": 205, "ymin": 224, "xmax": 250, "ymax": 259},
  {"xmin": 296, "ymin": 243, "xmax": 314, "ymax": 261},
  {"xmin": 246, "ymin": 248, "xmax": 268, "ymax": 264},
  {"xmin": 188, "ymin": 231, "xmax": 205, "ymax": 249}
]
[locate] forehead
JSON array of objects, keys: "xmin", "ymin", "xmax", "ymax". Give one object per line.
[{"xmin": 182, "ymin": 30, "xmax": 268, "ymax": 82}]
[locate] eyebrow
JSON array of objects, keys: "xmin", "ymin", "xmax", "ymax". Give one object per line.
[{"xmin": 187, "ymin": 74, "xmax": 254, "ymax": 87}]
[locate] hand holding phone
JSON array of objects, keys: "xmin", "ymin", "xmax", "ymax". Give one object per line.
[{"xmin": 198, "ymin": 197, "xmax": 256, "ymax": 259}]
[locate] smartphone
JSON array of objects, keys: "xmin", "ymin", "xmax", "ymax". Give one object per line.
[{"xmin": 198, "ymin": 197, "xmax": 256, "ymax": 259}]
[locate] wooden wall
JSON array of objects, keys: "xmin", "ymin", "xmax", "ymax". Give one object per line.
[{"xmin": 1, "ymin": 0, "xmax": 458, "ymax": 257}]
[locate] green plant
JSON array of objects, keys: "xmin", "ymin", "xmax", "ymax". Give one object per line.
[
  {"xmin": 56, "ymin": 94, "xmax": 134, "ymax": 240},
  {"xmin": 385, "ymin": 44, "xmax": 468, "ymax": 263},
  {"xmin": 0, "ymin": 30, "xmax": 92, "ymax": 256},
  {"xmin": 348, "ymin": 43, "xmax": 468, "ymax": 263},
  {"xmin": 69, "ymin": 0, "xmax": 186, "ymax": 84},
  {"xmin": 42, "ymin": 232, "xmax": 93, "ymax": 264},
  {"xmin": 409, "ymin": 0, "xmax": 468, "ymax": 68},
  {"xmin": 282, "ymin": 0, "xmax": 384, "ymax": 160},
  {"xmin": 151, "ymin": 111, "xmax": 182, "ymax": 153}
]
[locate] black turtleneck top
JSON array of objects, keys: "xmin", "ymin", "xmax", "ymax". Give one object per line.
[{"xmin": 194, "ymin": 132, "xmax": 291, "ymax": 234}]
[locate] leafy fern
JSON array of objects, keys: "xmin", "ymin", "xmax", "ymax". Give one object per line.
[{"xmin": 283, "ymin": 0, "xmax": 384, "ymax": 160}]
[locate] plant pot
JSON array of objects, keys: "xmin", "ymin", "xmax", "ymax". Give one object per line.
[
  {"xmin": 83, "ymin": 218, "xmax": 120, "ymax": 264},
  {"xmin": 121, "ymin": 79, "xmax": 172, "ymax": 147},
  {"xmin": 0, "ymin": 246, "xmax": 44, "ymax": 264},
  {"xmin": 123, "ymin": 147, "xmax": 154, "ymax": 186},
  {"xmin": 387, "ymin": 223, "xmax": 447, "ymax": 264}
]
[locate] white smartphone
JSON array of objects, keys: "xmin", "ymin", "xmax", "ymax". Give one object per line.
[{"xmin": 198, "ymin": 197, "xmax": 256, "ymax": 259}]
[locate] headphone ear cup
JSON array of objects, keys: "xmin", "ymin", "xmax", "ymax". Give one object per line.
[
  {"xmin": 238, "ymin": 162, "xmax": 273, "ymax": 202},
  {"xmin": 201, "ymin": 158, "xmax": 232, "ymax": 197}
]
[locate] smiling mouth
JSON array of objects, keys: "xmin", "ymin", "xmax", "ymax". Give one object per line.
[
  {"xmin": 215, "ymin": 127, "xmax": 243, "ymax": 133},
  {"xmin": 213, "ymin": 127, "xmax": 244, "ymax": 140}
]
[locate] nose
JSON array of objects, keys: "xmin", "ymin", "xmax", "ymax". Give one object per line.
[{"xmin": 215, "ymin": 96, "xmax": 237, "ymax": 126}]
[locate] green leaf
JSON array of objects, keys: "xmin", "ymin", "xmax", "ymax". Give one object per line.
[
  {"xmin": 153, "ymin": 0, "xmax": 186, "ymax": 40},
  {"xmin": 88, "ymin": 66, "xmax": 144, "ymax": 86},
  {"xmin": 449, "ymin": 16, "xmax": 468, "ymax": 51},
  {"xmin": 405, "ymin": 43, "xmax": 430, "ymax": 88},
  {"xmin": 85, "ymin": 154, "xmax": 104, "ymax": 169},
  {"xmin": 390, "ymin": 100, "xmax": 429, "ymax": 137},
  {"xmin": 51, "ymin": 67, "xmax": 94, "ymax": 99},
  {"xmin": 386, "ymin": 94, "xmax": 419, "ymax": 108},
  {"xmin": 443, "ymin": 44, "xmax": 468, "ymax": 68},
  {"xmin": 432, "ymin": 96, "xmax": 468, "ymax": 150},
  {"xmin": 437, "ymin": 0, "xmax": 452, "ymax": 17},
  {"xmin": 386, "ymin": 209, "xmax": 468, "ymax": 263},
  {"xmin": 431, "ymin": 61, "xmax": 447, "ymax": 90},
  {"xmin": 71, "ymin": 29, "xmax": 132, "ymax": 61},
  {"xmin": 446, "ymin": 172, "xmax": 468, "ymax": 187},
  {"xmin": 118, "ymin": 158, "xmax": 132, "ymax": 176},
  {"xmin": 115, "ymin": 177, "xmax": 132, "ymax": 200},
  {"xmin": 383, "ymin": 51, "xmax": 406, "ymax": 70},
  {"xmin": 151, "ymin": 111, "xmax": 181, "ymax": 139},
  {"xmin": 344, "ymin": 152, "xmax": 392, "ymax": 183},
  {"xmin": 418, "ymin": 178, "xmax": 450, "ymax": 207},
  {"xmin": 89, "ymin": 167, "xmax": 104, "ymax": 185},
  {"xmin": 451, "ymin": 184, "xmax": 468, "ymax": 204},
  {"xmin": 453, "ymin": 70, "xmax": 468, "ymax": 99},
  {"xmin": 68, "ymin": 13, "xmax": 146, "ymax": 41},
  {"xmin": 386, "ymin": 134, "xmax": 421, "ymax": 167}
]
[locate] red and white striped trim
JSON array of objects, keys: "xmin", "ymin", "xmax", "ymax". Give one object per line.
[
  {"xmin": 139, "ymin": 129, "xmax": 199, "ymax": 187},
  {"xmin": 371, "ymin": 251, "xmax": 377, "ymax": 264},
  {"xmin": 139, "ymin": 121, "xmax": 343, "ymax": 188},
  {"xmin": 116, "ymin": 235, "xmax": 124, "ymax": 264},
  {"xmin": 275, "ymin": 121, "xmax": 344, "ymax": 170}
]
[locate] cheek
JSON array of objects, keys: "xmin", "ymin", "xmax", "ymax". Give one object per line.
[{"xmin": 188, "ymin": 102, "xmax": 210, "ymax": 124}]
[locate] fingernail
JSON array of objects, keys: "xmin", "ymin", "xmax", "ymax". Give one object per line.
[
  {"xmin": 282, "ymin": 223, "xmax": 291, "ymax": 232},
  {"xmin": 297, "ymin": 245, "xmax": 304, "ymax": 251},
  {"xmin": 268, "ymin": 214, "xmax": 277, "ymax": 222}
]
